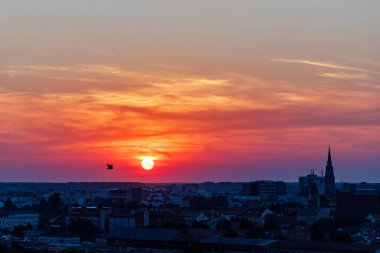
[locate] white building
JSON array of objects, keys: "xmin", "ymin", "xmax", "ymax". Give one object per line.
[
  {"xmin": 0, "ymin": 211, "xmax": 39, "ymax": 230},
  {"xmin": 10, "ymin": 196, "xmax": 35, "ymax": 208},
  {"xmin": 38, "ymin": 230, "xmax": 80, "ymax": 245},
  {"xmin": 168, "ymin": 195, "xmax": 183, "ymax": 207},
  {"xmin": 297, "ymin": 207, "xmax": 332, "ymax": 225},
  {"xmin": 108, "ymin": 214, "xmax": 136, "ymax": 232}
]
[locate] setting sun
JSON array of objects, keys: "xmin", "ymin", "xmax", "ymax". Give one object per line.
[{"xmin": 141, "ymin": 157, "xmax": 155, "ymax": 170}]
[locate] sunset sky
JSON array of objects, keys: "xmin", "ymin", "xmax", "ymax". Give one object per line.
[{"xmin": 1, "ymin": 1, "xmax": 380, "ymax": 182}]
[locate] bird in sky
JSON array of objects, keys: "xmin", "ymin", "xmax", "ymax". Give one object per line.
[{"xmin": 106, "ymin": 164, "xmax": 114, "ymax": 170}]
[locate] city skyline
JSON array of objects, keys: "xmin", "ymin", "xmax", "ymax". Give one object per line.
[{"xmin": 1, "ymin": 1, "xmax": 380, "ymax": 182}]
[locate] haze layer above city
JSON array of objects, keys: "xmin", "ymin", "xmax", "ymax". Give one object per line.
[{"xmin": 1, "ymin": 0, "xmax": 380, "ymax": 182}]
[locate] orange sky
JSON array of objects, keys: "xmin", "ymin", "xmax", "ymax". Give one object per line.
[{"xmin": 0, "ymin": 1, "xmax": 380, "ymax": 182}]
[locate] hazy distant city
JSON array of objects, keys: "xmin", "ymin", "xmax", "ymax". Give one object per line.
[{"xmin": 0, "ymin": 148, "xmax": 379, "ymax": 252}]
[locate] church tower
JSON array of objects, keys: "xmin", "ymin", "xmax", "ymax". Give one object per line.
[{"xmin": 324, "ymin": 145, "xmax": 336, "ymax": 197}]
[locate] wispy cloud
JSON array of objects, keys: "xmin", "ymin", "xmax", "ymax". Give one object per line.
[
  {"xmin": 319, "ymin": 72, "xmax": 371, "ymax": 80},
  {"xmin": 272, "ymin": 59, "xmax": 378, "ymax": 74},
  {"xmin": 0, "ymin": 64, "xmax": 132, "ymax": 78}
]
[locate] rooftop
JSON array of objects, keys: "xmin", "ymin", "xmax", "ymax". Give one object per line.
[{"xmin": 107, "ymin": 228, "xmax": 182, "ymax": 242}]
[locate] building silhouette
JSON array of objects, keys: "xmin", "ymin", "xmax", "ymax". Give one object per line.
[
  {"xmin": 299, "ymin": 170, "xmax": 324, "ymax": 197},
  {"xmin": 324, "ymin": 146, "xmax": 336, "ymax": 197},
  {"xmin": 242, "ymin": 181, "xmax": 287, "ymax": 197}
]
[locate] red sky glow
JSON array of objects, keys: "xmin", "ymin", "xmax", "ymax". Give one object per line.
[{"xmin": 0, "ymin": 1, "xmax": 380, "ymax": 182}]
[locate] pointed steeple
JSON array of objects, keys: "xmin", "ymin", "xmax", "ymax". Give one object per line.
[
  {"xmin": 324, "ymin": 145, "xmax": 336, "ymax": 198},
  {"xmin": 327, "ymin": 145, "xmax": 332, "ymax": 165}
]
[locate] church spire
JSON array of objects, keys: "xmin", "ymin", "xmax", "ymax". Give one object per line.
[
  {"xmin": 324, "ymin": 145, "xmax": 336, "ymax": 198},
  {"xmin": 327, "ymin": 145, "xmax": 332, "ymax": 165}
]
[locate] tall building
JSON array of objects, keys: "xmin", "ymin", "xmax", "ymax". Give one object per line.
[
  {"xmin": 324, "ymin": 146, "xmax": 336, "ymax": 197},
  {"xmin": 299, "ymin": 170, "xmax": 324, "ymax": 196},
  {"xmin": 242, "ymin": 181, "xmax": 287, "ymax": 197}
]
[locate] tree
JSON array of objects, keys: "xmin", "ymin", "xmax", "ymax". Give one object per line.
[
  {"xmin": 12, "ymin": 225, "xmax": 25, "ymax": 238},
  {"xmin": 210, "ymin": 196, "xmax": 228, "ymax": 209},
  {"xmin": 47, "ymin": 193, "xmax": 62, "ymax": 213},
  {"xmin": 189, "ymin": 195, "xmax": 228, "ymax": 210},
  {"xmin": 189, "ymin": 196, "xmax": 208, "ymax": 209},
  {"xmin": 274, "ymin": 233, "xmax": 285, "ymax": 240},
  {"xmin": 37, "ymin": 199, "xmax": 48, "ymax": 213},
  {"xmin": 335, "ymin": 215, "xmax": 362, "ymax": 228},
  {"xmin": 216, "ymin": 219, "xmax": 232, "ymax": 231},
  {"xmin": 246, "ymin": 226, "xmax": 264, "ymax": 238},
  {"xmin": 3, "ymin": 198, "xmax": 16, "ymax": 211},
  {"xmin": 192, "ymin": 220, "xmax": 208, "ymax": 229},
  {"xmin": 68, "ymin": 219, "xmax": 96, "ymax": 240},
  {"xmin": 239, "ymin": 217, "xmax": 254, "ymax": 229},
  {"xmin": 263, "ymin": 218, "xmax": 280, "ymax": 230},
  {"xmin": 25, "ymin": 222, "xmax": 32, "ymax": 230},
  {"xmin": 310, "ymin": 218, "xmax": 336, "ymax": 242},
  {"xmin": 333, "ymin": 231, "xmax": 352, "ymax": 243},
  {"xmin": 319, "ymin": 194, "xmax": 330, "ymax": 207},
  {"xmin": 10, "ymin": 241, "xmax": 23, "ymax": 253}
]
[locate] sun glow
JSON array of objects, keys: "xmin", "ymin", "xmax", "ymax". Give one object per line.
[{"xmin": 141, "ymin": 157, "xmax": 155, "ymax": 170}]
